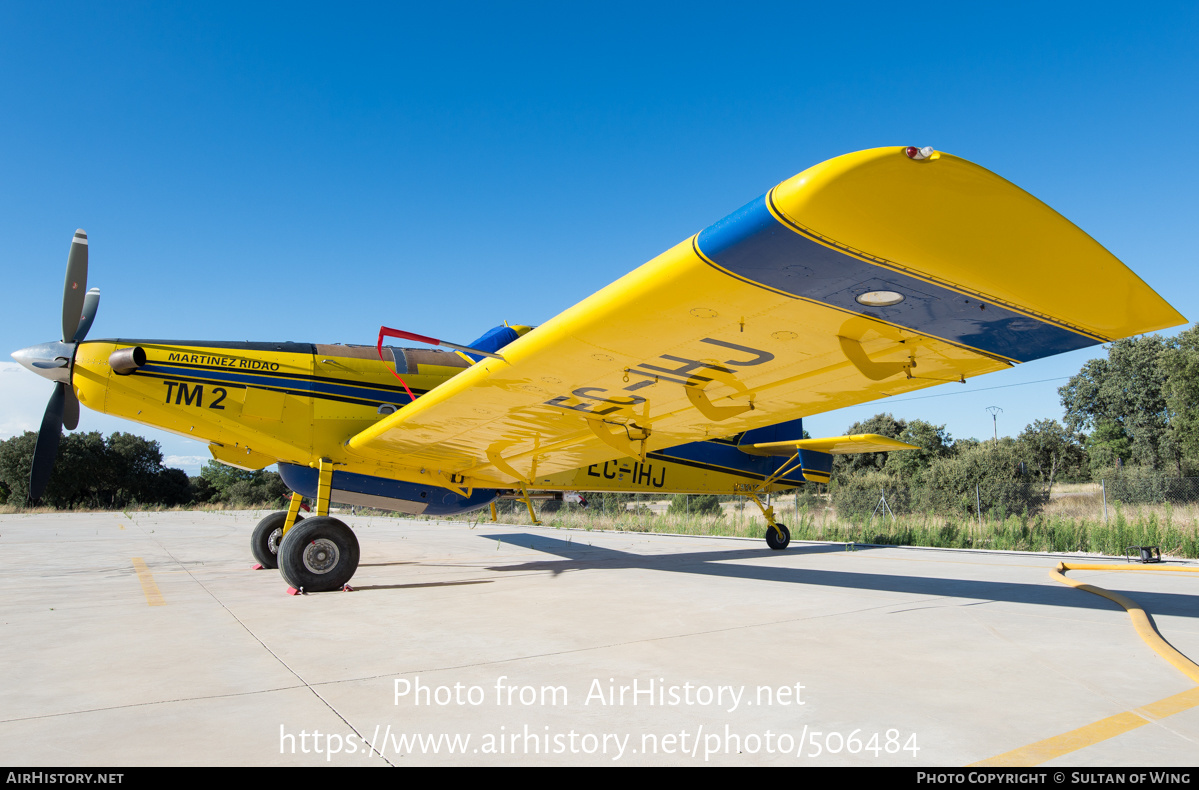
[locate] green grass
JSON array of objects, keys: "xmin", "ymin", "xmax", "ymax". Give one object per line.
[
  {"xmin": 484, "ymin": 503, "xmax": 1199, "ymax": 559},
  {"xmin": 6, "ymin": 498, "xmax": 1196, "ymax": 559}
]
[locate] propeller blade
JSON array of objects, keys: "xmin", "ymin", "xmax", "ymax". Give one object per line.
[
  {"xmin": 62, "ymin": 386, "xmax": 80, "ymax": 431},
  {"xmin": 62, "ymin": 229, "xmax": 88, "ymax": 343},
  {"xmin": 73, "ymin": 287, "xmax": 101, "ymax": 342},
  {"xmin": 29, "ymin": 383, "xmax": 67, "ymax": 502}
]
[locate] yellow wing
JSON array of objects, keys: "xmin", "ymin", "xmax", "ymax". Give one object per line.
[{"xmin": 345, "ymin": 147, "xmax": 1183, "ymax": 488}]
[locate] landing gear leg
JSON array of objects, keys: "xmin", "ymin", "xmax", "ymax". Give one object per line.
[
  {"xmin": 276, "ymin": 457, "xmax": 360, "ymax": 592},
  {"xmin": 518, "ymin": 484, "xmax": 541, "ymax": 526},
  {"xmin": 489, "ymin": 502, "xmax": 498, "ymax": 522},
  {"xmin": 314, "ymin": 457, "xmax": 334, "ymax": 517},
  {"xmin": 283, "ymin": 491, "xmax": 304, "ymax": 532},
  {"xmin": 748, "ymin": 493, "xmax": 790, "ymax": 550}
]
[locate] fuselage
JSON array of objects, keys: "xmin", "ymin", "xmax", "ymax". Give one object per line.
[{"xmin": 69, "ymin": 338, "xmax": 809, "ymax": 514}]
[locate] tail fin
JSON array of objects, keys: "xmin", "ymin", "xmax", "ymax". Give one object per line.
[{"xmin": 462, "ymin": 324, "xmax": 533, "ymax": 362}]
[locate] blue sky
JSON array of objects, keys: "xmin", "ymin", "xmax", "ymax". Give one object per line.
[{"xmin": 2, "ymin": 3, "xmax": 1197, "ymax": 474}]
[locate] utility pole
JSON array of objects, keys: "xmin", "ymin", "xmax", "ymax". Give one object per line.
[{"xmin": 986, "ymin": 406, "xmax": 1003, "ymax": 443}]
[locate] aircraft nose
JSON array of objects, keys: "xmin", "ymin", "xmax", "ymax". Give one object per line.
[{"xmin": 11, "ymin": 341, "xmax": 74, "ymax": 385}]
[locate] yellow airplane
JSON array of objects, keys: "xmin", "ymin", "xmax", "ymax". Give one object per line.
[{"xmin": 12, "ymin": 146, "xmax": 1185, "ymax": 593}]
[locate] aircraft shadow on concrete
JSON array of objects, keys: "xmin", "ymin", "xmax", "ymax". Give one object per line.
[
  {"xmin": 351, "ymin": 580, "xmax": 494, "ymax": 591},
  {"xmin": 480, "ymin": 533, "xmax": 1199, "ymax": 621}
]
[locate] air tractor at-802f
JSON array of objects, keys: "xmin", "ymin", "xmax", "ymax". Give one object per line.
[{"xmin": 13, "ymin": 147, "xmax": 1185, "ymax": 593}]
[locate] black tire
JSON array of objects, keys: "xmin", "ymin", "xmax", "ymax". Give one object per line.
[
  {"xmin": 765, "ymin": 523, "xmax": 791, "ymax": 550},
  {"xmin": 251, "ymin": 511, "xmax": 302, "ymax": 569},
  {"xmin": 278, "ymin": 516, "xmax": 360, "ymax": 592}
]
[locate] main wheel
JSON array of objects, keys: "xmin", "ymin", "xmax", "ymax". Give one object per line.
[
  {"xmin": 277, "ymin": 516, "xmax": 360, "ymax": 592},
  {"xmin": 251, "ymin": 511, "xmax": 303, "ymax": 569},
  {"xmin": 765, "ymin": 523, "xmax": 791, "ymax": 550}
]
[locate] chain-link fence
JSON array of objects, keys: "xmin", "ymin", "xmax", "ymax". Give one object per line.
[
  {"xmin": 494, "ymin": 478, "xmax": 1199, "ymax": 526},
  {"xmin": 828, "ymin": 473, "xmax": 1199, "ymax": 523},
  {"xmin": 1100, "ymin": 473, "xmax": 1199, "ymax": 506},
  {"xmin": 484, "ymin": 477, "xmax": 1199, "ymax": 558}
]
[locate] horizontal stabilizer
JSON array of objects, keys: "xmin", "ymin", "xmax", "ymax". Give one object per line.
[{"xmin": 740, "ymin": 433, "xmax": 919, "ymax": 457}]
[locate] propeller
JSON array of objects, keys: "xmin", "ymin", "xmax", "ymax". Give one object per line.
[{"xmin": 10, "ymin": 229, "xmax": 101, "ymax": 502}]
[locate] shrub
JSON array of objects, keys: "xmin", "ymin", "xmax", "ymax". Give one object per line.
[
  {"xmin": 919, "ymin": 439, "xmax": 1042, "ymax": 518},
  {"xmin": 831, "ymin": 472, "xmax": 910, "ymax": 520},
  {"xmin": 667, "ymin": 494, "xmax": 722, "ymax": 516}
]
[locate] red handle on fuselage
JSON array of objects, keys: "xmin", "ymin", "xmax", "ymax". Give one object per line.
[{"xmin": 376, "ymin": 326, "xmax": 417, "ymax": 403}]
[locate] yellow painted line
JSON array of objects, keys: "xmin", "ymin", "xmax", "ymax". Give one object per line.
[
  {"xmin": 973, "ymin": 563, "xmax": 1198, "ymax": 766},
  {"xmin": 972, "ymin": 687, "xmax": 1199, "ymax": 767},
  {"xmin": 1138, "ymin": 685, "xmax": 1199, "ymax": 719},
  {"xmin": 973, "ymin": 711, "xmax": 1148, "ymax": 767},
  {"xmin": 131, "ymin": 557, "xmax": 165, "ymax": 606}
]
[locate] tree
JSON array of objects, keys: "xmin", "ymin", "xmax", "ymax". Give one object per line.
[
  {"xmin": 1162, "ymin": 325, "xmax": 1199, "ymax": 474},
  {"xmin": 107, "ymin": 432, "xmax": 167, "ymax": 505},
  {"xmin": 188, "ymin": 475, "xmax": 216, "ymax": 503},
  {"xmin": 921, "ymin": 438, "xmax": 1041, "ymax": 517},
  {"xmin": 1017, "ymin": 419, "xmax": 1087, "ymax": 492},
  {"xmin": 1084, "ymin": 420, "xmax": 1131, "ymax": 474},
  {"xmin": 833, "ymin": 413, "xmax": 906, "ymax": 482},
  {"xmin": 884, "ymin": 419, "xmax": 953, "ymax": 483},
  {"xmin": 153, "ymin": 468, "xmax": 193, "ymax": 506},
  {"xmin": 0, "ymin": 432, "xmax": 37, "ymax": 505},
  {"xmin": 1059, "ymin": 335, "xmax": 1175, "ymax": 471},
  {"xmin": 198, "ymin": 460, "xmax": 290, "ymax": 506},
  {"xmin": 50, "ymin": 431, "xmax": 110, "ymax": 507},
  {"xmin": 199, "ymin": 460, "xmax": 257, "ymax": 494},
  {"xmin": 0, "ymin": 430, "xmax": 194, "ymax": 509}
]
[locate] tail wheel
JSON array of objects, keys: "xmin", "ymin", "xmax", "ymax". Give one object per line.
[
  {"xmin": 251, "ymin": 511, "xmax": 303, "ymax": 569},
  {"xmin": 765, "ymin": 523, "xmax": 791, "ymax": 550},
  {"xmin": 278, "ymin": 516, "xmax": 360, "ymax": 592}
]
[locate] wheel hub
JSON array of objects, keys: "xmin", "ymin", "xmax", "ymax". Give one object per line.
[
  {"xmin": 267, "ymin": 528, "xmax": 282, "ymax": 555},
  {"xmin": 303, "ymin": 538, "xmax": 340, "ymax": 574}
]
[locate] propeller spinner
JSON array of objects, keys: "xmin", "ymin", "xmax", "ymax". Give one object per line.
[{"xmin": 10, "ymin": 229, "xmax": 101, "ymax": 502}]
